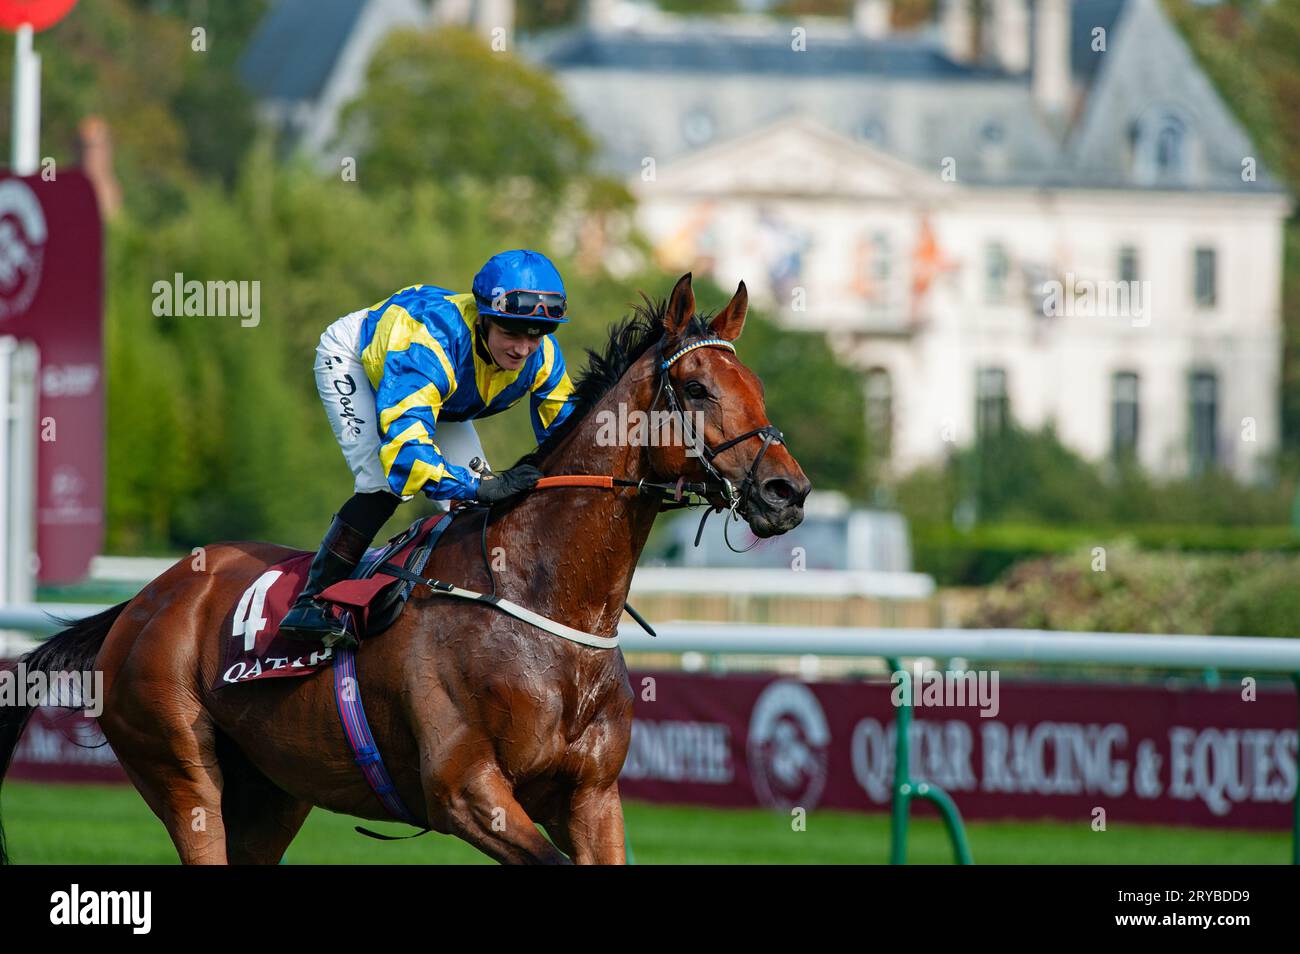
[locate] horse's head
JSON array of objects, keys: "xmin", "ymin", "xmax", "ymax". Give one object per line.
[{"xmin": 648, "ymin": 273, "xmax": 811, "ymax": 538}]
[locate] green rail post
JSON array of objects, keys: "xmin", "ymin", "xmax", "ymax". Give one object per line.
[{"xmin": 886, "ymin": 657, "xmax": 973, "ymax": 865}]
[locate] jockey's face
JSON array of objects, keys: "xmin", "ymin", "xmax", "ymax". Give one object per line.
[{"xmin": 484, "ymin": 320, "xmax": 544, "ymax": 370}]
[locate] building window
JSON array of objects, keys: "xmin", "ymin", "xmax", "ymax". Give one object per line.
[
  {"xmin": 1111, "ymin": 371, "xmax": 1139, "ymax": 462},
  {"xmin": 1194, "ymin": 247, "xmax": 1217, "ymax": 308},
  {"xmin": 865, "ymin": 367, "xmax": 893, "ymax": 460},
  {"xmin": 984, "ymin": 242, "xmax": 1010, "ymax": 304},
  {"xmin": 1118, "ymin": 245, "xmax": 1139, "ymax": 284},
  {"xmin": 976, "ymin": 367, "xmax": 1009, "ymax": 440},
  {"xmin": 1188, "ymin": 369, "xmax": 1218, "ymax": 475},
  {"xmin": 1133, "ymin": 109, "xmax": 1190, "ymax": 186}
]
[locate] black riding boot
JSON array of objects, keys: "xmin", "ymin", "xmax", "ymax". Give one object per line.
[
  {"xmin": 281, "ymin": 491, "xmax": 401, "ymax": 647},
  {"xmin": 279, "ymin": 514, "xmax": 374, "ymax": 649}
]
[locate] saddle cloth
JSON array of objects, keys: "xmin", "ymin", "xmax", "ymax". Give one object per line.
[{"xmin": 213, "ymin": 512, "xmax": 451, "ymax": 689}]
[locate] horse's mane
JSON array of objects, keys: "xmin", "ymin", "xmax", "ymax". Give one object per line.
[{"xmin": 517, "ymin": 292, "xmax": 714, "ymax": 466}]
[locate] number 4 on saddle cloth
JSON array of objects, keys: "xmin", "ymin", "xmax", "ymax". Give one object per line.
[{"xmin": 214, "ymin": 512, "xmax": 452, "ymax": 690}]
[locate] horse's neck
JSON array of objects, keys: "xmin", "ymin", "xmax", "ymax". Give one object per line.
[{"xmin": 496, "ymin": 355, "xmax": 662, "ymax": 638}]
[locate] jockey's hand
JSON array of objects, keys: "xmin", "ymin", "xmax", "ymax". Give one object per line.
[{"xmin": 474, "ymin": 463, "xmax": 543, "ymax": 503}]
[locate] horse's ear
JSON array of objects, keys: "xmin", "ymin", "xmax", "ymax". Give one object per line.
[
  {"xmin": 709, "ymin": 281, "xmax": 748, "ymax": 341},
  {"xmin": 664, "ymin": 272, "xmax": 695, "ymax": 340}
]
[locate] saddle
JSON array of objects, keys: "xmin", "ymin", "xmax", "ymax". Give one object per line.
[{"xmin": 214, "ymin": 511, "xmax": 455, "ymax": 689}]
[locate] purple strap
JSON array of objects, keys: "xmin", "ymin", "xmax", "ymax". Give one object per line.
[{"xmin": 333, "ymin": 645, "xmax": 421, "ymax": 827}]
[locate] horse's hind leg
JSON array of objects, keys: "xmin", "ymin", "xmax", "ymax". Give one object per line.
[
  {"xmin": 217, "ymin": 735, "xmax": 312, "ymax": 864},
  {"xmin": 101, "ymin": 700, "xmax": 229, "ymax": 864}
]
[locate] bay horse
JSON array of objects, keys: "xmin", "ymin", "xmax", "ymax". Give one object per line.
[{"xmin": 0, "ymin": 273, "xmax": 810, "ymax": 864}]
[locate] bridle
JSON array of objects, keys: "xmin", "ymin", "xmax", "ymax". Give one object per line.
[
  {"xmin": 653, "ymin": 335, "xmax": 783, "ymax": 506},
  {"xmin": 647, "ymin": 334, "xmax": 785, "ymax": 551}
]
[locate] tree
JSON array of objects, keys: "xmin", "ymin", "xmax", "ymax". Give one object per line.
[{"xmin": 337, "ymin": 27, "xmax": 596, "ymax": 211}]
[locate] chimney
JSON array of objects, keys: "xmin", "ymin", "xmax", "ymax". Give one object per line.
[
  {"xmin": 77, "ymin": 116, "xmax": 121, "ymax": 220},
  {"xmin": 940, "ymin": 0, "xmax": 974, "ymax": 63},
  {"xmin": 985, "ymin": 0, "xmax": 1029, "ymax": 73},
  {"xmin": 853, "ymin": 0, "xmax": 890, "ymax": 39},
  {"xmin": 475, "ymin": 0, "xmax": 514, "ymax": 46},
  {"xmin": 1032, "ymin": 0, "xmax": 1071, "ymax": 116}
]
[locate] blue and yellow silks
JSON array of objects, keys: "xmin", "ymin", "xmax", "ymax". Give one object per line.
[{"xmin": 358, "ymin": 284, "xmax": 576, "ymax": 500}]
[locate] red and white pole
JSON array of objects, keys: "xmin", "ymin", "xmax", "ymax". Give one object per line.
[{"xmin": 0, "ymin": 0, "xmax": 80, "ymax": 174}]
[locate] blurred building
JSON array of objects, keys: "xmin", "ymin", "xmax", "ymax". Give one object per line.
[
  {"xmin": 529, "ymin": 0, "xmax": 1290, "ymax": 484},
  {"xmin": 241, "ymin": 0, "xmax": 1290, "ymax": 483}
]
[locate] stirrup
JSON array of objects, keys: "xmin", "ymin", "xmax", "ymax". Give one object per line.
[{"xmin": 280, "ymin": 601, "xmax": 356, "ymax": 649}]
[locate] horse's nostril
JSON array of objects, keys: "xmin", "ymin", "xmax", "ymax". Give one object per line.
[{"xmin": 764, "ymin": 478, "xmax": 795, "ymax": 502}]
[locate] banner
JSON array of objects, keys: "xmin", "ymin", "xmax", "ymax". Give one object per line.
[
  {"xmin": 0, "ymin": 171, "xmax": 104, "ymax": 583},
  {"xmin": 619, "ymin": 672, "xmax": 1297, "ymax": 830}
]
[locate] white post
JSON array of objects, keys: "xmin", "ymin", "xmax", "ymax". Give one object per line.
[
  {"xmin": 11, "ymin": 23, "xmax": 41, "ymax": 175},
  {"xmin": 0, "ymin": 338, "xmax": 11, "ymax": 605},
  {"xmin": 9, "ymin": 341, "xmax": 37, "ymax": 604},
  {"xmin": 0, "ymin": 337, "xmax": 38, "ymax": 608}
]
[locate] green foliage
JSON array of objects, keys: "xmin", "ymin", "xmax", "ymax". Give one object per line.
[
  {"xmin": 896, "ymin": 422, "xmax": 1296, "ymax": 542},
  {"xmin": 658, "ymin": 0, "xmax": 742, "ymax": 13},
  {"xmin": 966, "ymin": 545, "xmax": 1300, "ymax": 638},
  {"xmin": 914, "ymin": 521, "xmax": 1300, "ymax": 586},
  {"xmin": 337, "ymin": 27, "xmax": 595, "ymax": 208},
  {"xmin": 514, "ymin": 0, "xmax": 583, "ymax": 34},
  {"xmin": 900, "ymin": 423, "xmax": 1300, "ymax": 584}
]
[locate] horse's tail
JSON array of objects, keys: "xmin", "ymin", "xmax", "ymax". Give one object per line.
[{"xmin": 0, "ymin": 601, "xmax": 129, "ymax": 865}]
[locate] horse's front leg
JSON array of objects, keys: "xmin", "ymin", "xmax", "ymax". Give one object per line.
[
  {"xmin": 438, "ymin": 765, "xmax": 572, "ymax": 865},
  {"xmin": 559, "ymin": 783, "xmax": 627, "ymax": 865}
]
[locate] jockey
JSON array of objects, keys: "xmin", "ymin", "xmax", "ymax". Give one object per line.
[{"xmin": 280, "ymin": 249, "xmax": 576, "ymax": 647}]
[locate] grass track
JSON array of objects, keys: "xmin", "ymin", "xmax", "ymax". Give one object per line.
[{"xmin": 0, "ymin": 782, "xmax": 1289, "ymax": 864}]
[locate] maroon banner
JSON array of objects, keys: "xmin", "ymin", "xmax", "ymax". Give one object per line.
[
  {"xmin": 0, "ymin": 171, "xmax": 104, "ymax": 583},
  {"xmin": 620, "ymin": 672, "xmax": 1297, "ymax": 830},
  {"xmin": 8, "ymin": 671, "xmax": 1297, "ymax": 830}
]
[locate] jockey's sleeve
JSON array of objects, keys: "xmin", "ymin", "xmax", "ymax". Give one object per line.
[
  {"xmin": 364, "ymin": 315, "xmax": 481, "ymax": 501},
  {"xmin": 528, "ymin": 335, "xmax": 577, "ymax": 444}
]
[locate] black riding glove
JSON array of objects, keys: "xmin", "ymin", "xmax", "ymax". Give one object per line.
[{"xmin": 474, "ymin": 463, "xmax": 543, "ymax": 503}]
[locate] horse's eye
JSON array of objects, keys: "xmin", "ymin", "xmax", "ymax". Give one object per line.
[{"xmin": 685, "ymin": 381, "xmax": 709, "ymax": 399}]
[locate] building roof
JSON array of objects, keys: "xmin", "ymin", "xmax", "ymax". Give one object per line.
[
  {"xmin": 240, "ymin": 0, "xmax": 366, "ymax": 102},
  {"xmin": 538, "ymin": 29, "xmax": 1008, "ymax": 80},
  {"xmin": 525, "ymin": 0, "xmax": 1284, "ymax": 194},
  {"xmin": 1068, "ymin": 0, "xmax": 1129, "ymax": 87}
]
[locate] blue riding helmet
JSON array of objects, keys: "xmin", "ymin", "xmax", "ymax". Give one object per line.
[{"xmin": 472, "ymin": 249, "xmax": 570, "ymax": 327}]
